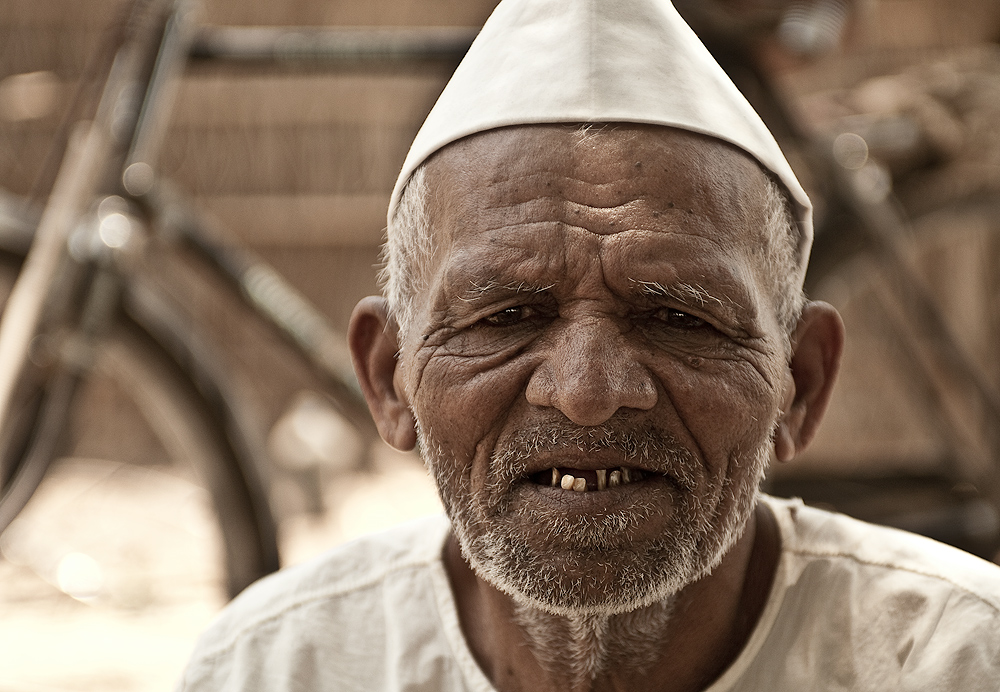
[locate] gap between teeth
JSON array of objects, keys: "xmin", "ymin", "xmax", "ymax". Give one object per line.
[{"xmin": 550, "ymin": 467, "xmax": 636, "ymax": 492}]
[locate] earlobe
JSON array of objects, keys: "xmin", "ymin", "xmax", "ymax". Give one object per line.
[
  {"xmin": 348, "ymin": 296, "xmax": 417, "ymax": 451},
  {"xmin": 774, "ymin": 301, "xmax": 845, "ymax": 462}
]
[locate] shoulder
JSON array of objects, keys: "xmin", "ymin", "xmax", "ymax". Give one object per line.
[
  {"xmin": 751, "ymin": 495, "xmax": 1000, "ymax": 690},
  {"xmin": 763, "ymin": 494, "xmax": 1000, "ymax": 612},
  {"xmin": 176, "ymin": 514, "xmax": 454, "ymax": 690}
]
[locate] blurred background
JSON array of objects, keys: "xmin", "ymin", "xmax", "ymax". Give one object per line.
[{"xmin": 2, "ymin": 0, "xmax": 1000, "ymax": 690}]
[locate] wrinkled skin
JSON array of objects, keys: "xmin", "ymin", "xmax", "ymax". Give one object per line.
[{"xmin": 349, "ymin": 124, "xmax": 844, "ymax": 692}]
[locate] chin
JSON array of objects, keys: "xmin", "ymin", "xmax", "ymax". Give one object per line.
[
  {"xmin": 455, "ymin": 492, "xmax": 756, "ymax": 617},
  {"xmin": 448, "ymin": 471, "xmax": 764, "ymax": 618}
]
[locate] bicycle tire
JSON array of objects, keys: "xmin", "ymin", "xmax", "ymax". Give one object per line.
[
  {"xmin": 119, "ymin": 260, "xmax": 283, "ymax": 595},
  {"xmin": 94, "ymin": 317, "xmax": 280, "ymax": 597},
  {"xmin": 0, "ymin": 212, "xmax": 281, "ymax": 600},
  {"xmin": 0, "ymin": 316, "xmax": 280, "ymax": 600}
]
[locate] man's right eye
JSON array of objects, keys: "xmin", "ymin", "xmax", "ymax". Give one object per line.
[{"xmin": 480, "ymin": 306, "xmax": 530, "ymax": 327}]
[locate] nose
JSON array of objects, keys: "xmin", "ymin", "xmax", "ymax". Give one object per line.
[{"xmin": 525, "ymin": 316, "xmax": 658, "ymax": 426}]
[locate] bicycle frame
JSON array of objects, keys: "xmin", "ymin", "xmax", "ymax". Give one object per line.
[
  {"xmin": 0, "ymin": 0, "xmax": 183, "ymax": 500},
  {"xmin": 0, "ymin": 0, "xmax": 289, "ymax": 596}
]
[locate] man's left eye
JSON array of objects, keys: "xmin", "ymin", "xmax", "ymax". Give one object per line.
[
  {"xmin": 481, "ymin": 306, "xmax": 530, "ymax": 327},
  {"xmin": 653, "ymin": 308, "xmax": 708, "ymax": 330}
]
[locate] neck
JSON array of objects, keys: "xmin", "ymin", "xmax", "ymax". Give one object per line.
[
  {"xmin": 443, "ymin": 503, "xmax": 780, "ymax": 692},
  {"xmin": 512, "ymin": 598, "xmax": 676, "ymax": 689}
]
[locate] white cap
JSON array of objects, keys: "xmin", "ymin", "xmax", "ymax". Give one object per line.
[{"xmin": 389, "ymin": 0, "xmax": 813, "ymax": 277}]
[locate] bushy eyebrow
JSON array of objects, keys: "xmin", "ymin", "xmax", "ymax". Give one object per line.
[
  {"xmin": 457, "ymin": 279, "xmax": 557, "ymax": 303},
  {"xmin": 632, "ymin": 279, "xmax": 739, "ymax": 312}
]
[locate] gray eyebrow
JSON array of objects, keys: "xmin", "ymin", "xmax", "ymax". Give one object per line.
[
  {"xmin": 633, "ymin": 279, "xmax": 735, "ymax": 311},
  {"xmin": 458, "ymin": 279, "xmax": 557, "ymax": 302}
]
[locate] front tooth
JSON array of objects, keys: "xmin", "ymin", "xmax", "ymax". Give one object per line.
[
  {"xmin": 608, "ymin": 470, "xmax": 621, "ymax": 487},
  {"xmin": 561, "ymin": 473, "xmax": 576, "ymax": 490},
  {"xmin": 621, "ymin": 467, "xmax": 631, "ymax": 484},
  {"xmin": 572, "ymin": 477, "xmax": 587, "ymax": 492},
  {"xmin": 596, "ymin": 469, "xmax": 607, "ymax": 491},
  {"xmin": 551, "ymin": 468, "xmax": 560, "ymax": 487}
]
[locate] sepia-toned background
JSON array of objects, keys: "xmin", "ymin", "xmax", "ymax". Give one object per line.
[{"xmin": 2, "ymin": 0, "xmax": 1000, "ymax": 690}]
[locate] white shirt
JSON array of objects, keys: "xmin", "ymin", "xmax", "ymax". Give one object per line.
[{"xmin": 177, "ymin": 496, "xmax": 1000, "ymax": 691}]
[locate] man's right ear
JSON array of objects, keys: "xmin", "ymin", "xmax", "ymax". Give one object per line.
[{"xmin": 348, "ymin": 296, "xmax": 417, "ymax": 451}]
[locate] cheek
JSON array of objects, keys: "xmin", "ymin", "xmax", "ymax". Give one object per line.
[
  {"xmin": 660, "ymin": 357, "xmax": 781, "ymax": 467},
  {"xmin": 410, "ymin": 352, "xmax": 535, "ymax": 469}
]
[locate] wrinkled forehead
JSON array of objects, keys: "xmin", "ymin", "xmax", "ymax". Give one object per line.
[{"xmin": 422, "ymin": 123, "xmax": 776, "ymax": 249}]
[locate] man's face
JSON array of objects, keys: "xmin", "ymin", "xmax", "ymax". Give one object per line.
[{"xmin": 398, "ymin": 124, "xmax": 791, "ymax": 615}]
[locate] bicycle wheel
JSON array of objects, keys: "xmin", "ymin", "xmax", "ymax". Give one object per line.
[
  {"xmin": 0, "ymin": 245, "xmax": 280, "ymax": 600},
  {"xmin": 0, "ymin": 319, "xmax": 247, "ymax": 692},
  {"xmin": 94, "ymin": 317, "xmax": 281, "ymax": 597}
]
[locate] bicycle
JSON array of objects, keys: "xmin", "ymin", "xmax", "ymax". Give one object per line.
[{"xmin": 0, "ymin": 0, "xmax": 382, "ymax": 601}]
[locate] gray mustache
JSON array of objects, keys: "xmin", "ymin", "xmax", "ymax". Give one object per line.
[{"xmin": 491, "ymin": 417, "xmax": 701, "ymax": 490}]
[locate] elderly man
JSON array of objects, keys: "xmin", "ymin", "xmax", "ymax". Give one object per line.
[{"xmin": 178, "ymin": 0, "xmax": 1000, "ymax": 690}]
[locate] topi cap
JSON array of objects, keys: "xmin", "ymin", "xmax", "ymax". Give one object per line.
[{"xmin": 389, "ymin": 0, "xmax": 813, "ymax": 279}]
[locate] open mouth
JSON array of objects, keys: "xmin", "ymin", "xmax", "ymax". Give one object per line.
[{"xmin": 529, "ymin": 467, "xmax": 649, "ymax": 492}]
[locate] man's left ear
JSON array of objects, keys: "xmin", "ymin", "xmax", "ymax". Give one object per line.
[
  {"xmin": 348, "ymin": 296, "xmax": 418, "ymax": 452},
  {"xmin": 774, "ymin": 301, "xmax": 845, "ymax": 462}
]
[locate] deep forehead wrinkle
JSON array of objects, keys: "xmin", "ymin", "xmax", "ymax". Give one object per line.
[
  {"xmin": 467, "ymin": 218, "xmax": 740, "ymax": 272},
  {"xmin": 479, "ymin": 204, "xmax": 662, "ymax": 238},
  {"xmin": 480, "ymin": 170, "xmax": 735, "ymax": 242},
  {"xmin": 485, "ymin": 172, "xmax": 670, "ymax": 210}
]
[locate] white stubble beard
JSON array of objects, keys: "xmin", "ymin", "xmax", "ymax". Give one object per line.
[{"xmin": 417, "ymin": 418, "xmax": 772, "ymax": 683}]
